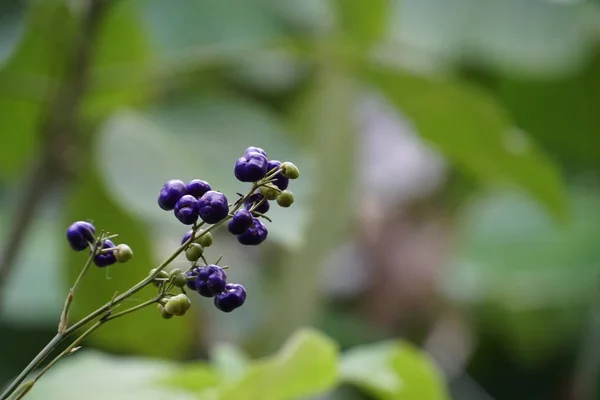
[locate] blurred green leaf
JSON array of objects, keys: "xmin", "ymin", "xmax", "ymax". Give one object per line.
[
  {"xmin": 444, "ymin": 188, "xmax": 600, "ymax": 364},
  {"xmin": 365, "ymin": 66, "xmax": 567, "ymax": 222},
  {"xmin": 217, "ymin": 328, "xmax": 339, "ymax": 400},
  {"xmin": 24, "ymin": 351, "xmax": 195, "ymax": 400},
  {"xmin": 334, "ymin": 0, "xmax": 388, "ymax": 48},
  {"xmin": 210, "ymin": 343, "xmax": 250, "ymax": 383},
  {"xmin": 340, "ymin": 340, "xmax": 449, "ymax": 400},
  {"xmin": 84, "ymin": 1, "xmax": 154, "ymax": 121},
  {"xmin": 138, "ymin": 0, "xmax": 281, "ymax": 59},
  {"xmin": 0, "ymin": 1, "xmax": 75, "ymax": 178},
  {"xmin": 65, "ymin": 167, "xmax": 193, "ymax": 358},
  {"xmin": 161, "ymin": 362, "xmax": 219, "ymax": 394},
  {"xmin": 496, "ymin": 51, "xmax": 600, "ymax": 170}
]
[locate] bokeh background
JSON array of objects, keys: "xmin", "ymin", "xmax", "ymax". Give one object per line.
[{"xmin": 1, "ymin": 0, "xmax": 600, "ymax": 399}]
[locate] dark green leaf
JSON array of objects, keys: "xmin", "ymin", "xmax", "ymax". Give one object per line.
[{"xmin": 365, "ymin": 66, "xmax": 567, "ymax": 222}]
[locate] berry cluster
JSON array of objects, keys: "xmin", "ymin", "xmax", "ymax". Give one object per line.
[
  {"xmin": 155, "ymin": 146, "xmax": 299, "ymax": 314},
  {"xmin": 66, "ymin": 221, "xmax": 133, "ymax": 267},
  {"xmin": 64, "ymin": 146, "xmax": 299, "ymax": 319}
]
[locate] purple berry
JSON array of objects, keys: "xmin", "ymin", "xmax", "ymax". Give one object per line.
[
  {"xmin": 214, "ymin": 283, "xmax": 247, "ymax": 312},
  {"xmin": 174, "ymin": 195, "xmax": 199, "ymax": 225},
  {"xmin": 158, "ymin": 179, "xmax": 187, "ymax": 211},
  {"xmin": 234, "ymin": 152, "xmax": 268, "ymax": 182},
  {"xmin": 66, "ymin": 221, "xmax": 96, "ymax": 251},
  {"xmin": 196, "ymin": 191, "xmax": 229, "ymax": 224},
  {"xmin": 244, "ymin": 146, "xmax": 267, "ymax": 158},
  {"xmin": 186, "ymin": 267, "xmax": 200, "ymax": 291},
  {"xmin": 244, "ymin": 192, "xmax": 270, "ymax": 215},
  {"xmin": 266, "ymin": 160, "xmax": 289, "ymax": 190},
  {"xmin": 228, "ymin": 209, "xmax": 254, "ymax": 235},
  {"xmin": 94, "ymin": 239, "xmax": 117, "ymax": 267},
  {"xmin": 195, "ymin": 265, "xmax": 227, "ymax": 297},
  {"xmin": 186, "ymin": 179, "xmax": 212, "ymax": 199},
  {"xmin": 237, "ymin": 218, "xmax": 268, "ymax": 246}
]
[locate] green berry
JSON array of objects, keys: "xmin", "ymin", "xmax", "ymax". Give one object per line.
[
  {"xmin": 113, "ymin": 244, "xmax": 133, "ymax": 263},
  {"xmin": 280, "ymin": 162, "xmax": 299, "ymax": 179},
  {"xmin": 150, "ymin": 268, "xmax": 169, "ymax": 287},
  {"xmin": 197, "ymin": 231, "xmax": 213, "ymax": 248},
  {"xmin": 164, "ymin": 294, "xmax": 191, "ymax": 316},
  {"xmin": 260, "ymin": 184, "xmax": 280, "ymax": 201},
  {"xmin": 185, "ymin": 243, "xmax": 204, "ymax": 261},
  {"xmin": 276, "ymin": 190, "xmax": 294, "ymax": 207},
  {"xmin": 157, "ymin": 304, "xmax": 173, "ymax": 319},
  {"xmin": 169, "ymin": 268, "xmax": 182, "ymax": 278},
  {"xmin": 173, "ymin": 272, "xmax": 188, "ymax": 288}
]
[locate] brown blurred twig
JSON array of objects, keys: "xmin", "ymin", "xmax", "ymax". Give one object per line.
[{"xmin": 0, "ymin": 0, "xmax": 109, "ymax": 297}]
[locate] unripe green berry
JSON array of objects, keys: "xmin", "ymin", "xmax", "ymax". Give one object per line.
[
  {"xmin": 157, "ymin": 304, "xmax": 173, "ymax": 319},
  {"xmin": 150, "ymin": 268, "xmax": 169, "ymax": 287},
  {"xmin": 185, "ymin": 243, "xmax": 204, "ymax": 261},
  {"xmin": 169, "ymin": 268, "xmax": 182, "ymax": 278},
  {"xmin": 280, "ymin": 162, "xmax": 299, "ymax": 179},
  {"xmin": 276, "ymin": 190, "xmax": 294, "ymax": 207},
  {"xmin": 165, "ymin": 294, "xmax": 191, "ymax": 316},
  {"xmin": 114, "ymin": 244, "xmax": 133, "ymax": 263},
  {"xmin": 197, "ymin": 231, "xmax": 213, "ymax": 248},
  {"xmin": 172, "ymin": 272, "xmax": 188, "ymax": 288},
  {"xmin": 260, "ymin": 184, "xmax": 280, "ymax": 201},
  {"xmin": 164, "ymin": 296, "xmax": 182, "ymax": 315}
]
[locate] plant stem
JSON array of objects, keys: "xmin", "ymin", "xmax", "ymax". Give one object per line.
[
  {"xmin": 1, "ymin": 180, "xmax": 263, "ymax": 400},
  {"xmin": 57, "ymin": 236, "xmax": 102, "ymax": 333},
  {"xmin": 0, "ymin": 334, "xmax": 63, "ymax": 400},
  {"xmin": 8, "ymin": 297, "xmax": 160, "ymax": 400}
]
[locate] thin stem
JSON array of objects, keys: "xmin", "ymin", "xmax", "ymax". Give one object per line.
[
  {"xmin": 58, "ymin": 236, "xmax": 102, "ymax": 333},
  {"xmin": 10, "ymin": 297, "xmax": 159, "ymax": 400},
  {"xmin": 105, "ymin": 297, "xmax": 158, "ymax": 321}
]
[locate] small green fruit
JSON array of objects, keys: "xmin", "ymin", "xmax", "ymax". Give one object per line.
[
  {"xmin": 197, "ymin": 231, "xmax": 213, "ymax": 248},
  {"xmin": 165, "ymin": 294, "xmax": 191, "ymax": 316},
  {"xmin": 157, "ymin": 304, "xmax": 172, "ymax": 319},
  {"xmin": 260, "ymin": 184, "xmax": 280, "ymax": 201},
  {"xmin": 280, "ymin": 162, "xmax": 299, "ymax": 179},
  {"xmin": 276, "ymin": 190, "xmax": 294, "ymax": 208},
  {"xmin": 114, "ymin": 244, "xmax": 133, "ymax": 263},
  {"xmin": 173, "ymin": 272, "xmax": 188, "ymax": 288},
  {"xmin": 150, "ymin": 268, "xmax": 169, "ymax": 287},
  {"xmin": 169, "ymin": 268, "xmax": 182, "ymax": 278},
  {"xmin": 185, "ymin": 243, "xmax": 204, "ymax": 261}
]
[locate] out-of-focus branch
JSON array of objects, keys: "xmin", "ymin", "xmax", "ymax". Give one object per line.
[{"xmin": 0, "ymin": 0, "xmax": 110, "ymax": 298}]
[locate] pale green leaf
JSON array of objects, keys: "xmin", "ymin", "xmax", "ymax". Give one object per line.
[
  {"xmin": 217, "ymin": 328, "xmax": 339, "ymax": 400},
  {"xmin": 341, "ymin": 340, "xmax": 449, "ymax": 400},
  {"xmin": 23, "ymin": 351, "xmax": 194, "ymax": 400}
]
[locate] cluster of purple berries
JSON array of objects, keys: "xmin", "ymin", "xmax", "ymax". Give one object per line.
[
  {"xmin": 155, "ymin": 146, "xmax": 299, "ymax": 313},
  {"xmin": 185, "ymin": 265, "xmax": 245, "ymax": 313},
  {"xmin": 66, "ymin": 221, "xmax": 133, "ymax": 267},
  {"xmin": 158, "ymin": 179, "xmax": 228, "ymax": 226}
]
